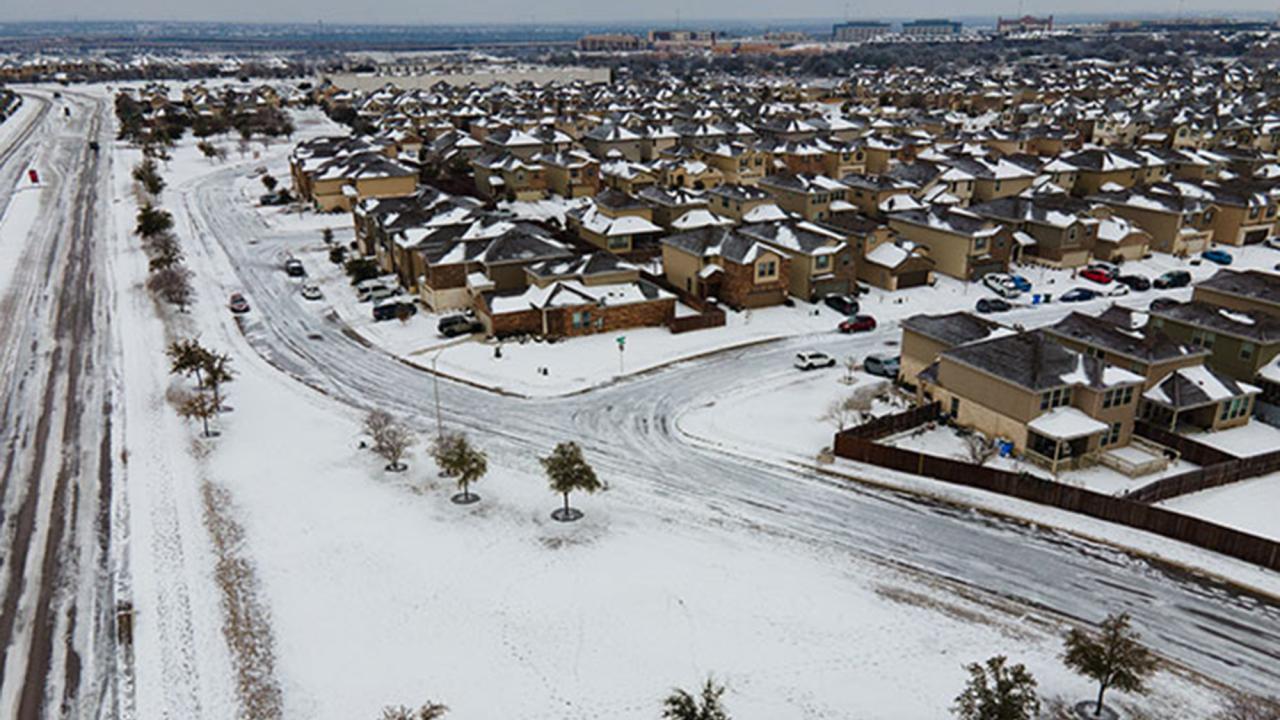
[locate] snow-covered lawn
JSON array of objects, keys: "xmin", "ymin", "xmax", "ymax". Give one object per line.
[
  {"xmin": 1185, "ymin": 421, "xmax": 1280, "ymax": 458},
  {"xmin": 1160, "ymin": 472, "xmax": 1280, "ymax": 542}
]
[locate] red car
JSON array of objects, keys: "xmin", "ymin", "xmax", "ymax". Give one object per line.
[
  {"xmin": 838, "ymin": 314, "xmax": 877, "ymax": 333},
  {"xmin": 1079, "ymin": 268, "xmax": 1113, "ymax": 284},
  {"xmin": 228, "ymin": 293, "xmax": 250, "ymax": 314}
]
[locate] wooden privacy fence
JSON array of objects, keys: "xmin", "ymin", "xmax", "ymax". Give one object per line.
[
  {"xmin": 832, "ymin": 411, "xmax": 1280, "ymax": 572},
  {"xmin": 1123, "ymin": 447, "xmax": 1280, "ymax": 504},
  {"xmin": 843, "ymin": 402, "xmax": 941, "ymax": 440},
  {"xmin": 1132, "ymin": 422, "xmax": 1236, "ymax": 466}
]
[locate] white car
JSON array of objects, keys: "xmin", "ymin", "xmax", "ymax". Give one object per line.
[
  {"xmin": 795, "ymin": 351, "xmax": 837, "ymax": 371},
  {"xmin": 1264, "ymin": 236, "xmax": 1280, "ymax": 250},
  {"xmin": 1106, "ymin": 284, "xmax": 1130, "ymax": 297},
  {"xmin": 301, "ymin": 284, "xmax": 323, "ymax": 300},
  {"xmin": 981, "ymin": 273, "xmax": 1021, "ymax": 299}
]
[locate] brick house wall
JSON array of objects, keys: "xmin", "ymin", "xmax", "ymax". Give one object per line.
[
  {"xmin": 543, "ymin": 297, "xmax": 676, "ymax": 338},
  {"xmin": 719, "ymin": 255, "xmax": 790, "ymax": 308}
]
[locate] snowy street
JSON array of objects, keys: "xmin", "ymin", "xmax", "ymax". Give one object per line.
[{"xmin": 0, "ymin": 85, "xmax": 1277, "ymax": 718}]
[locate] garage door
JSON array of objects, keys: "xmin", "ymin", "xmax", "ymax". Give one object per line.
[
  {"xmin": 1244, "ymin": 228, "xmax": 1269, "ymax": 245},
  {"xmin": 897, "ymin": 270, "xmax": 930, "ymax": 288}
]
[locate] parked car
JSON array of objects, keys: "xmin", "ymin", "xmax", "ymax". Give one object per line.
[
  {"xmin": 1079, "ymin": 267, "xmax": 1114, "ymax": 284},
  {"xmin": 301, "ymin": 284, "xmax": 322, "ymax": 300},
  {"xmin": 355, "ymin": 278, "xmax": 390, "ymax": 302},
  {"xmin": 284, "ymin": 258, "xmax": 306, "ymax": 277},
  {"xmin": 1149, "ymin": 297, "xmax": 1180, "ymax": 312},
  {"xmin": 794, "ymin": 351, "xmax": 836, "ymax": 371},
  {"xmin": 1085, "ymin": 261, "xmax": 1120, "ymax": 279},
  {"xmin": 372, "ymin": 297, "xmax": 416, "ymax": 322},
  {"xmin": 1264, "ymin": 236, "xmax": 1280, "ymax": 250},
  {"xmin": 1116, "ymin": 274, "xmax": 1151, "ymax": 291},
  {"xmin": 864, "ymin": 354, "xmax": 900, "ymax": 379},
  {"xmin": 1154, "ymin": 270, "xmax": 1192, "ymax": 289},
  {"xmin": 1060, "ymin": 288, "xmax": 1099, "ymax": 302},
  {"xmin": 228, "ymin": 293, "xmax": 250, "ymax": 314},
  {"xmin": 1106, "ymin": 284, "xmax": 1130, "ymax": 297},
  {"xmin": 981, "ymin": 273, "xmax": 1020, "ymax": 298},
  {"xmin": 975, "ymin": 297, "xmax": 1012, "ymax": 314},
  {"xmin": 438, "ymin": 314, "xmax": 484, "ymax": 337},
  {"xmin": 1202, "ymin": 248, "xmax": 1233, "ymax": 265},
  {"xmin": 823, "ymin": 294, "xmax": 859, "ymax": 316},
  {"xmin": 1008, "ymin": 274, "xmax": 1033, "ymax": 293},
  {"xmin": 838, "ymin": 314, "xmax": 877, "ymax": 333}
]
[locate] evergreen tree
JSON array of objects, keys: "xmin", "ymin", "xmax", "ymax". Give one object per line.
[
  {"xmin": 438, "ymin": 433, "xmax": 487, "ymax": 504},
  {"xmin": 201, "ymin": 352, "xmax": 235, "ymax": 410},
  {"xmin": 1063, "ymin": 612, "xmax": 1157, "ymax": 717},
  {"xmin": 135, "ymin": 203, "xmax": 174, "ymax": 239},
  {"xmin": 166, "ymin": 338, "xmax": 213, "ymax": 386},
  {"xmin": 952, "ymin": 655, "xmax": 1040, "ymax": 720},
  {"xmin": 662, "ymin": 678, "xmax": 730, "ymax": 720},
  {"xmin": 178, "ymin": 392, "xmax": 220, "ymax": 438},
  {"xmin": 540, "ymin": 441, "xmax": 602, "ymax": 522},
  {"xmin": 132, "ymin": 157, "xmax": 165, "ymax": 196}
]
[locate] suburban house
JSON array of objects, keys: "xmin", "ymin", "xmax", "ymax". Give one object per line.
[
  {"xmin": 943, "ymin": 155, "xmax": 1038, "ymax": 202},
  {"xmin": 352, "ymin": 187, "xmax": 460, "ymax": 256},
  {"xmin": 1087, "ymin": 188, "xmax": 1216, "ymax": 256},
  {"xmin": 638, "ymin": 186, "xmax": 712, "ymax": 229},
  {"xmin": 1148, "ymin": 301, "xmax": 1280, "ymax": 383},
  {"xmin": 1062, "ymin": 149, "xmax": 1163, "ymax": 196},
  {"xmin": 537, "ymin": 150, "xmax": 601, "ymax": 198},
  {"xmin": 759, "ymin": 173, "xmax": 854, "ymax": 221},
  {"xmin": 471, "ymin": 152, "xmax": 547, "ymax": 201},
  {"xmin": 967, "ymin": 195, "xmax": 1100, "ymax": 268},
  {"xmin": 1044, "ymin": 309, "xmax": 1211, "ymax": 388},
  {"xmin": 1140, "ymin": 365, "xmax": 1260, "ymax": 432},
  {"xmin": 289, "ymin": 135, "xmax": 418, "ymax": 212},
  {"xmin": 699, "ymin": 142, "xmax": 770, "ymax": 185},
  {"xmin": 475, "ymin": 253, "xmax": 676, "ymax": 338},
  {"xmin": 412, "ymin": 223, "xmax": 574, "ymax": 311},
  {"xmin": 1191, "ymin": 269, "xmax": 1280, "ymax": 318},
  {"xmin": 583, "ymin": 123, "xmax": 644, "ymax": 162},
  {"xmin": 824, "ymin": 214, "xmax": 935, "ymax": 291},
  {"xmin": 899, "ymin": 311, "xmax": 1004, "ymax": 390},
  {"xmin": 887, "ymin": 206, "xmax": 1014, "ymax": 280},
  {"xmin": 919, "ymin": 329, "xmax": 1146, "ymax": 472},
  {"xmin": 661, "ymin": 227, "xmax": 791, "ymax": 308},
  {"xmin": 738, "ymin": 220, "xmax": 857, "ymax": 301},
  {"xmin": 1091, "ymin": 214, "xmax": 1153, "ymax": 262},
  {"xmin": 600, "ymin": 159, "xmax": 659, "ymax": 194},
  {"xmin": 707, "ymin": 184, "xmax": 789, "ymax": 224},
  {"xmin": 1189, "ymin": 181, "xmax": 1279, "ymax": 246},
  {"xmin": 566, "ymin": 191, "xmax": 664, "ymax": 255},
  {"xmin": 841, "ymin": 173, "xmax": 921, "ymax": 218}
]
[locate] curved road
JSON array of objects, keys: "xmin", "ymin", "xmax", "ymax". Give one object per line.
[{"xmin": 175, "ymin": 162, "xmax": 1280, "ymax": 698}]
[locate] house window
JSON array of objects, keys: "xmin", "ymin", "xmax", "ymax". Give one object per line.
[
  {"xmin": 1191, "ymin": 329, "xmax": 1216, "ymax": 350},
  {"xmin": 815, "ymin": 254, "xmax": 831, "ymax": 270},
  {"xmin": 1220, "ymin": 396, "xmax": 1250, "ymax": 421},
  {"xmin": 950, "ymin": 397, "xmax": 961, "ymax": 417},
  {"xmin": 608, "ymin": 236, "xmax": 630, "ymax": 251},
  {"xmin": 1249, "ymin": 206, "xmax": 1261, "ymax": 220},
  {"xmin": 756, "ymin": 260, "xmax": 778, "ymax": 280},
  {"xmin": 572, "ymin": 310, "xmax": 592, "ymax": 328},
  {"xmin": 1103, "ymin": 386, "xmax": 1134, "ymax": 409},
  {"xmin": 1102, "ymin": 422, "xmax": 1122, "ymax": 446},
  {"xmin": 974, "ymin": 237, "xmax": 988, "ymax": 252},
  {"xmin": 1085, "ymin": 346, "xmax": 1104, "ymax": 359},
  {"xmin": 1241, "ymin": 342, "xmax": 1256, "ymax": 361},
  {"xmin": 1040, "ymin": 387, "xmax": 1071, "ymax": 410}
]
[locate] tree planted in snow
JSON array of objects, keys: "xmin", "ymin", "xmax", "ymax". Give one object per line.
[
  {"xmin": 662, "ymin": 678, "xmax": 730, "ymax": 720},
  {"xmin": 1063, "ymin": 612, "xmax": 1157, "ymax": 717},
  {"xmin": 177, "ymin": 391, "xmax": 220, "ymax": 438},
  {"xmin": 367, "ymin": 415, "xmax": 415, "ymax": 472},
  {"xmin": 261, "ymin": 174, "xmax": 278, "ymax": 192},
  {"xmin": 147, "ymin": 266, "xmax": 194, "ymax": 312},
  {"xmin": 135, "ymin": 203, "xmax": 174, "ymax": 239},
  {"xmin": 145, "ymin": 232, "xmax": 184, "ymax": 271},
  {"xmin": 952, "ymin": 655, "xmax": 1040, "ymax": 720},
  {"xmin": 321, "ymin": 227, "xmax": 335, "ymax": 245},
  {"xmin": 167, "ymin": 338, "xmax": 213, "ymax": 387},
  {"xmin": 132, "ymin": 157, "xmax": 165, "ymax": 196},
  {"xmin": 201, "ymin": 352, "xmax": 235, "ymax": 410},
  {"xmin": 540, "ymin": 441, "xmax": 602, "ymax": 522},
  {"xmin": 380, "ymin": 702, "xmax": 448, "ymax": 720},
  {"xmin": 437, "ymin": 433, "xmax": 487, "ymax": 504}
]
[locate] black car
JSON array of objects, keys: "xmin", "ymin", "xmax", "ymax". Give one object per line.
[
  {"xmin": 372, "ymin": 300, "xmax": 417, "ymax": 322},
  {"xmin": 823, "ymin": 294, "xmax": 859, "ymax": 316},
  {"xmin": 1115, "ymin": 274, "xmax": 1150, "ymax": 291},
  {"xmin": 1154, "ymin": 270, "xmax": 1191, "ymax": 289},
  {"xmin": 284, "ymin": 258, "xmax": 306, "ymax": 277},
  {"xmin": 975, "ymin": 298, "xmax": 1012, "ymax": 314},
  {"xmin": 1148, "ymin": 297, "xmax": 1180, "ymax": 312},
  {"xmin": 438, "ymin": 314, "xmax": 483, "ymax": 337}
]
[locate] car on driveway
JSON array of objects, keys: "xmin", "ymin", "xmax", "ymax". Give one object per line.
[
  {"xmin": 823, "ymin": 294, "xmax": 859, "ymax": 316},
  {"xmin": 981, "ymin": 273, "xmax": 1020, "ymax": 298},
  {"xmin": 1202, "ymin": 248, "xmax": 1233, "ymax": 265},
  {"xmin": 975, "ymin": 297, "xmax": 1012, "ymax": 314},
  {"xmin": 1085, "ymin": 261, "xmax": 1120, "ymax": 279},
  {"xmin": 284, "ymin": 258, "xmax": 306, "ymax": 277},
  {"xmin": 838, "ymin": 314, "xmax": 877, "ymax": 333},
  {"xmin": 1008, "ymin": 274, "xmax": 1032, "ymax": 292},
  {"xmin": 301, "ymin": 284, "xmax": 322, "ymax": 300},
  {"xmin": 1106, "ymin": 284, "xmax": 1130, "ymax": 297},
  {"xmin": 228, "ymin": 293, "xmax": 250, "ymax": 314},
  {"xmin": 1060, "ymin": 288, "xmax": 1099, "ymax": 302},
  {"xmin": 795, "ymin": 351, "xmax": 836, "ymax": 371},
  {"xmin": 1154, "ymin": 270, "xmax": 1192, "ymax": 289},
  {"xmin": 1080, "ymin": 267, "xmax": 1113, "ymax": 284},
  {"xmin": 864, "ymin": 354, "xmax": 900, "ymax": 379},
  {"xmin": 1116, "ymin": 274, "xmax": 1150, "ymax": 291},
  {"xmin": 372, "ymin": 297, "xmax": 416, "ymax": 322},
  {"xmin": 1264, "ymin": 236, "xmax": 1280, "ymax": 250},
  {"xmin": 438, "ymin": 314, "xmax": 484, "ymax": 337}
]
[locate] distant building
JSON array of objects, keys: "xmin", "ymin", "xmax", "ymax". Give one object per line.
[
  {"xmin": 578, "ymin": 34, "xmax": 644, "ymax": 52},
  {"xmin": 901, "ymin": 19, "xmax": 963, "ymax": 36},
  {"xmin": 648, "ymin": 30, "xmax": 717, "ymax": 50},
  {"xmin": 997, "ymin": 15, "xmax": 1053, "ymax": 34},
  {"xmin": 833, "ymin": 21, "xmax": 892, "ymax": 42}
]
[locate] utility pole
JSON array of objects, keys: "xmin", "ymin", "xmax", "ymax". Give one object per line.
[{"xmin": 431, "ymin": 348, "xmax": 444, "ymax": 442}]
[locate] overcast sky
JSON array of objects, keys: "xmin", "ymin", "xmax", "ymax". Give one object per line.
[{"xmin": 4, "ymin": 0, "xmax": 1277, "ymax": 26}]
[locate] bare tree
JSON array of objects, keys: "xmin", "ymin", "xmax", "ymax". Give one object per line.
[
  {"xmin": 822, "ymin": 396, "xmax": 859, "ymax": 432},
  {"xmin": 145, "ymin": 232, "xmax": 184, "ymax": 271},
  {"xmin": 177, "ymin": 392, "xmax": 220, "ymax": 437},
  {"xmin": 201, "ymin": 352, "xmax": 235, "ymax": 410},
  {"xmin": 147, "ymin": 266, "xmax": 194, "ymax": 312},
  {"xmin": 842, "ymin": 355, "xmax": 859, "ymax": 384},
  {"xmin": 965, "ymin": 433, "xmax": 998, "ymax": 466},
  {"xmin": 368, "ymin": 415, "xmax": 415, "ymax": 472},
  {"xmin": 363, "ymin": 410, "xmax": 394, "ymax": 442}
]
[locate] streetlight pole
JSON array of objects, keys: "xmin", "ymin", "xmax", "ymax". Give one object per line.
[{"xmin": 431, "ymin": 348, "xmax": 444, "ymax": 442}]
